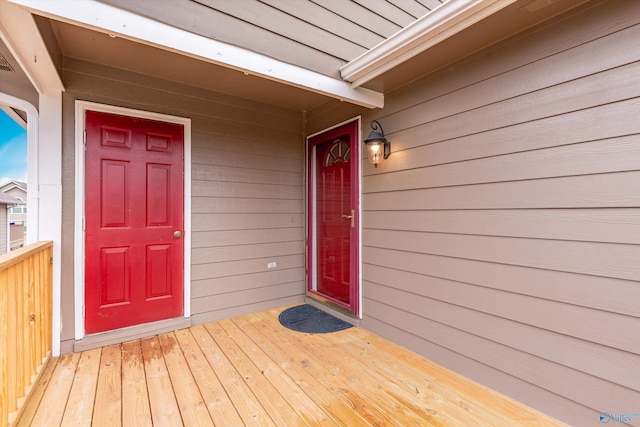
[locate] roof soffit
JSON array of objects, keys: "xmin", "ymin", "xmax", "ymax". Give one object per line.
[
  {"xmin": 344, "ymin": 0, "xmax": 592, "ymax": 92},
  {"xmin": 340, "ymin": 0, "xmax": 519, "ymax": 87},
  {"xmin": 5, "ymin": 0, "xmax": 591, "ymax": 111},
  {"xmin": 9, "ymin": 0, "xmax": 384, "ymax": 108},
  {"xmin": 0, "ymin": 0, "xmax": 63, "ymax": 94}
]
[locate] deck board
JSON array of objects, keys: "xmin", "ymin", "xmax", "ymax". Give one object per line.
[
  {"xmin": 158, "ymin": 332, "xmax": 214, "ymax": 427},
  {"xmin": 231, "ymin": 313, "xmax": 373, "ymax": 427},
  {"xmin": 60, "ymin": 348, "xmax": 100, "ymax": 427},
  {"xmin": 121, "ymin": 340, "xmax": 152, "ymax": 427},
  {"xmin": 218, "ymin": 318, "xmax": 337, "ymax": 426},
  {"xmin": 247, "ymin": 310, "xmax": 423, "ymax": 427},
  {"xmin": 173, "ymin": 328, "xmax": 244, "ymax": 426},
  {"xmin": 250, "ymin": 310, "xmax": 450, "ymax": 427},
  {"xmin": 205, "ymin": 321, "xmax": 306, "ymax": 426},
  {"xmin": 320, "ymin": 323, "xmax": 506, "ymax": 426},
  {"xmin": 16, "ymin": 305, "xmax": 568, "ymax": 427},
  {"xmin": 28, "ymin": 352, "xmax": 80, "ymax": 426},
  {"xmin": 141, "ymin": 336, "xmax": 182, "ymax": 426},
  {"xmin": 189, "ymin": 324, "xmax": 276, "ymax": 426},
  {"xmin": 93, "ymin": 344, "xmax": 122, "ymax": 427}
]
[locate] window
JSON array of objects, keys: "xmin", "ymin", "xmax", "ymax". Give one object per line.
[{"xmin": 324, "ymin": 139, "xmax": 350, "ymax": 166}]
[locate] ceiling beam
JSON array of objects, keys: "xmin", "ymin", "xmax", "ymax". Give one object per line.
[
  {"xmin": 10, "ymin": 0, "xmax": 384, "ymax": 108},
  {"xmin": 340, "ymin": 0, "xmax": 517, "ymax": 87}
]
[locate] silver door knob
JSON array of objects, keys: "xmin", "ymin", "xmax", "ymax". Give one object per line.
[{"xmin": 174, "ymin": 230, "xmax": 182, "ymax": 238}]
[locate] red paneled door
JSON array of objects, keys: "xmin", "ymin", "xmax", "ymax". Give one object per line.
[
  {"xmin": 308, "ymin": 121, "xmax": 359, "ymax": 314},
  {"xmin": 85, "ymin": 110, "xmax": 184, "ymax": 334}
]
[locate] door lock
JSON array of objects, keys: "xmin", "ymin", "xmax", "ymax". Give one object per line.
[{"xmin": 173, "ymin": 230, "xmax": 182, "ymax": 238}]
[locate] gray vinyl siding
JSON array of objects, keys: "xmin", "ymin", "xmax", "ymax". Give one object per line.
[
  {"xmin": 309, "ymin": 1, "xmax": 640, "ymax": 425},
  {"xmin": 60, "ymin": 58, "xmax": 305, "ymax": 349},
  {"xmin": 97, "ymin": 0, "xmax": 437, "ymax": 78}
]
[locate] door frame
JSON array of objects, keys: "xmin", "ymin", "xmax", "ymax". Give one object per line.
[
  {"xmin": 73, "ymin": 101, "xmax": 192, "ymax": 339},
  {"xmin": 305, "ymin": 117, "xmax": 362, "ymax": 317}
]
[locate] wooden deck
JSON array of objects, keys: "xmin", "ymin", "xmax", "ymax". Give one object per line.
[{"xmin": 14, "ymin": 306, "xmax": 566, "ymax": 426}]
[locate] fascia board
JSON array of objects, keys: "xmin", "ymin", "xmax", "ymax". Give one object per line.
[
  {"xmin": 340, "ymin": 0, "xmax": 517, "ymax": 87},
  {"xmin": 10, "ymin": 0, "xmax": 383, "ymax": 108},
  {"xmin": 0, "ymin": 0, "xmax": 65, "ymax": 93}
]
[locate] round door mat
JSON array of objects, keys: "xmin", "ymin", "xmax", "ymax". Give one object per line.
[{"xmin": 279, "ymin": 304, "xmax": 353, "ymax": 334}]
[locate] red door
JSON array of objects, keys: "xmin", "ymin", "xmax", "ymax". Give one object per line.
[
  {"xmin": 85, "ymin": 110, "xmax": 184, "ymax": 334},
  {"xmin": 308, "ymin": 121, "xmax": 359, "ymax": 313}
]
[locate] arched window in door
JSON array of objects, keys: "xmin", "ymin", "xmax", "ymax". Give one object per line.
[{"xmin": 324, "ymin": 139, "xmax": 351, "ymax": 166}]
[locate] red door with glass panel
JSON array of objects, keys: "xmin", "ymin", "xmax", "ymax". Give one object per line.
[
  {"xmin": 308, "ymin": 121, "xmax": 359, "ymax": 313},
  {"xmin": 85, "ymin": 110, "xmax": 184, "ymax": 334}
]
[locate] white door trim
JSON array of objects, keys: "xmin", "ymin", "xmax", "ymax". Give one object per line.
[{"xmin": 74, "ymin": 101, "xmax": 192, "ymax": 339}]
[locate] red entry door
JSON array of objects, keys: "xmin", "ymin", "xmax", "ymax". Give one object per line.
[
  {"xmin": 84, "ymin": 110, "xmax": 184, "ymax": 334},
  {"xmin": 308, "ymin": 121, "xmax": 359, "ymax": 313}
]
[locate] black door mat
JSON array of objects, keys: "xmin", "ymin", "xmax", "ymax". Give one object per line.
[{"xmin": 279, "ymin": 304, "xmax": 353, "ymax": 334}]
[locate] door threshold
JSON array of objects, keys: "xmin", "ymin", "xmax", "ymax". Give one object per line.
[
  {"xmin": 74, "ymin": 316, "xmax": 191, "ymax": 352},
  {"xmin": 305, "ymin": 294, "xmax": 361, "ymax": 327}
]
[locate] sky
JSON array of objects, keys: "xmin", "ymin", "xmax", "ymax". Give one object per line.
[{"xmin": 0, "ymin": 108, "xmax": 27, "ymax": 186}]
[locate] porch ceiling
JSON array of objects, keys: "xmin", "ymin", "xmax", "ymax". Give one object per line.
[
  {"xmin": 10, "ymin": 0, "xmax": 589, "ymax": 111},
  {"xmin": 47, "ymin": 20, "xmax": 334, "ymax": 111}
]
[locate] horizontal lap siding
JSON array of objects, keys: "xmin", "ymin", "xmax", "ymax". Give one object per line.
[
  {"xmin": 189, "ymin": 100, "xmax": 306, "ymax": 323},
  {"xmin": 357, "ymin": 1, "xmax": 640, "ymax": 425},
  {"xmin": 179, "ymin": 95, "xmax": 306, "ymax": 322},
  {"xmin": 61, "ymin": 59, "xmax": 305, "ymax": 344}
]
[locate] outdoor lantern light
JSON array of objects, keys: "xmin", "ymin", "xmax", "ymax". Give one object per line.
[{"xmin": 364, "ymin": 120, "xmax": 391, "ymax": 168}]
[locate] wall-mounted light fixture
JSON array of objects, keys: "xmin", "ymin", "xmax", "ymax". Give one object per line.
[{"xmin": 364, "ymin": 120, "xmax": 391, "ymax": 168}]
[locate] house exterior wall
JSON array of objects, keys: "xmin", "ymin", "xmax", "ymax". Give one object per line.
[
  {"xmin": 9, "ymin": 224, "xmax": 24, "ymax": 251},
  {"xmin": 3, "ymin": 186, "xmax": 27, "ymax": 225},
  {"xmin": 3, "ymin": 186, "xmax": 26, "ymax": 201},
  {"xmin": 60, "ymin": 58, "xmax": 305, "ymax": 351},
  {"xmin": 307, "ymin": 1, "xmax": 640, "ymax": 425}
]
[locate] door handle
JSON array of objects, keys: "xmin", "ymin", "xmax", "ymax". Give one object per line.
[
  {"xmin": 173, "ymin": 230, "xmax": 183, "ymax": 238},
  {"xmin": 342, "ymin": 210, "xmax": 355, "ymax": 228}
]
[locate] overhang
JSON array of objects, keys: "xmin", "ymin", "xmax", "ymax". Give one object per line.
[
  {"xmin": 340, "ymin": 0, "xmax": 518, "ymax": 87},
  {"xmin": 6, "ymin": 0, "xmax": 591, "ymax": 110},
  {"xmin": 0, "ymin": 0, "xmax": 63, "ymax": 94},
  {"xmin": 10, "ymin": 0, "xmax": 384, "ymax": 108}
]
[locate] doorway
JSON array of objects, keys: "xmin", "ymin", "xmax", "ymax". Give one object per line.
[
  {"xmin": 83, "ymin": 108, "xmax": 186, "ymax": 334},
  {"xmin": 307, "ymin": 120, "xmax": 360, "ymax": 315}
]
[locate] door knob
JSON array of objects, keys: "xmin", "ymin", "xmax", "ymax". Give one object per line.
[
  {"xmin": 173, "ymin": 230, "xmax": 182, "ymax": 238},
  {"xmin": 342, "ymin": 210, "xmax": 355, "ymax": 228}
]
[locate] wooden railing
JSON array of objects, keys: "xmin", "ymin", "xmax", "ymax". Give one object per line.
[{"xmin": 0, "ymin": 241, "xmax": 53, "ymax": 427}]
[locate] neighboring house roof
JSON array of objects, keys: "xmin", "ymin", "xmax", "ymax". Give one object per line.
[
  {"xmin": 0, "ymin": 179, "xmax": 27, "ymax": 193},
  {"xmin": 0, "ymin": 180, "xmax": 27, "ymax": 203},
  {"xmin": 7, "ymin": 0, "xmax": 589, "ymax": 110},
  {"xmin": 0, "ymin": 191, "xmax": 21, "ymax": 205}
]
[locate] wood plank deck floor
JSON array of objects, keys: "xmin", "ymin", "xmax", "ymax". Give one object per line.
[{"xmin": 15, "ymin": 305, "xmax": 566, "ymax": 426}]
